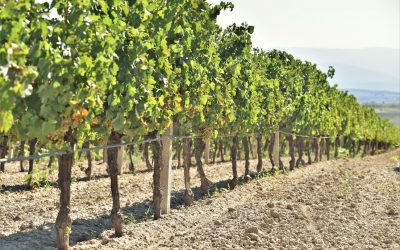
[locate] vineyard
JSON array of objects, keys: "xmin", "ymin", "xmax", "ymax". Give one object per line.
[{"xmin": 1, "ymin": 1, "xmax": 399, "ymax": 249}]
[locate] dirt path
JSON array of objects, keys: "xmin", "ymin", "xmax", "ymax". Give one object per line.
[{"xmin": 1, "ymin": 149, "xmax": 399, "ymax": 249}]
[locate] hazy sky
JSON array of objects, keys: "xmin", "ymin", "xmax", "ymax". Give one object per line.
[{"xmin": 207, "ymin": 0, "xmax": 400, "ymax": 49}]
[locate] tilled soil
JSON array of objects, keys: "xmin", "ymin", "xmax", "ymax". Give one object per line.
[{"xmin": 0, "ymin": 149, "xmax": 399, "ymax": 250}]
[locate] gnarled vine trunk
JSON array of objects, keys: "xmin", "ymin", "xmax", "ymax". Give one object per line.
[
  {"xmin": 219, "ymin": 140, "xmax": 225, "ymax": 162},
  {"xmin": 82, "ymin": 141, "xmax": 92, "ymax": 179},
  {"xmin": 263, "ymin": 136, "xmax": 269, "ymax": 152},
  {"xmin": 361, "ymin": 140, "xmax": 367, "ymax": 157},
  {"xmin": 28, "ymin": 138, "xmax": 37, "ymax": 174},
  {"xmin": 268, "ymin": 134, "xmax": 274, "ymax": 169},
  {"xmin": 278, "ymin": 137, "xmax": 284, "ymax": 171},
  {"xmin": 194, "ymin": 138, "xmax": 211, "ymax": 196},
  {"xmin": 0, "ymin": 137, "xmax": 8, "ymax": 172},
  {"xmin": 343, "ymin": 136, "xmax": 348, "ymax": 147},
  {"xmin": 55, "ymin": 131, "xmax": 74, "ymax": 250},
  {"xmin": 268, "ymin": 133, "xmax": 277, "ymax": 169},
  {"xmin": 295, "ymin": 137, "xmax": 305, "ymax": 167},
  {"xmin": 287, "ymin": 135, "xmax": 295, "ymax": 170},
  {"xmin": 371, "ymin": 139, "xmax": 378, "ymax": 155},
  {"xmin": 19, "ymin": 140, "xmax": 25, "ymax": 172},
  {"xmin": 313, "ymin": 137, "xmax": 319, "ymax": 162},
  {"xmin": 242, "ymin": 136, "xmax": 250, "ymax": 177},
  {"xmin": 183, "ymin": 138, "xmax": 194, "ymax": 206},
  {"xmin": 149, "ymin": 131, "xmax": 162, "ymax": 220},
  {"xmin": 249, "ymin": 137, "xmax": 256, "ymax": 159},
  {"xmin": 256, "ymin": 134, "xmax": 263, "ymax": 173},
  {"xmin": 351, "ymin": 139, "xmax": 356, "ymax": 157},
  {"xmin": 319, "ymin": 138, "xmax": 324, "ymax": 161},
  {"xmin": 55, "ymin": 152, "xmax": 74, "ymax": 250},
  {"xmin": 334, "ymin": 136, "xmax": 340, "ymax": 159},
  {"xmin": 306, "ymin": 140, "xmax": 312, "ymax": 165},
  {"xmin": 144, "ymin": 134, "xmax": 153, "ymax": 171},
  {"xmin": 269, "ymin": 131, "xmax": 284, "ymax": 171},
  {"xmin": 367, "ymin": 141, "xmax": 372, "ymax": 155},
  {"xmin": 326, "ymin": 138, "xmax": 331, "ymax": 160},
  {"xmin": 128, "ymin": 144, "xmax": 135, "ymax": 173},
  {"xmin": 212, "ymin": 139, "xmax": 217, "ymax": 164},
  {"xmin": 356, "ymin": 140, "xmax": 361, "ymax": 155},
  {"xmin": 107, "ymin": 132, "xmax": 124, "ymax": 235},
  {"xmin": 230, "ymin": 136, "xmax": 239, "ymax": 188},
  {"xmin": 204, "ymin": 138, "xmax": 210, "ymax": 164}
]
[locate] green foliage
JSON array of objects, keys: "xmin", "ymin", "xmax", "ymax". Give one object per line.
[
  {"xmin": 64, "ymin": 225, "xmax": 72, "ymax": 235},
  {"xmin": 144, "ymin": 206, "xmax": 153, "ymax": 220},
  {"xmin": 211, "ymin": 187, "xmax": 221, "ymax": 197},
  {"xmin": 389, "ymin": 156, "xmax": 398, "ymax": 162},
  {"xmin": 390, "ymin": 154, "xmax": 400, "ymax": 169},
  {"xmin": 125, "ymin": 213, "xmax": 136, "ymax": 225},
  {"xmin": 71, "ymin": 176, "xmax": 78, "ymax": 184},
  {"xmin": 337, "ymin": 147, "xmax": 349, "ymax": 159},
  {"xmin": 338, "ymin": 183, "xmax": 350, "ymax": 193},
  {"xmin": 0, "ymin": 0, "xmax": 399, "ymax": 162},
  {"xmin": 24, "ymin": 166, "xmax": 55, "ymax": 188}
]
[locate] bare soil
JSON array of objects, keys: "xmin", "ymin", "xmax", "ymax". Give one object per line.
[{"xmin": 0, "ymin": 149, "xmax": 399, "ymax": 250}]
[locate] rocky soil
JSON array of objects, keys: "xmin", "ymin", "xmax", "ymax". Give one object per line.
[{"xmin": 0, "ymin": 149, "xmax": 399, "ymax": 250}]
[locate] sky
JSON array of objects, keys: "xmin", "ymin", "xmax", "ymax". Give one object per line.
[
  {"xmin": 207, "ymin": 0, "xmax": 400, "ymax": 92},
  {"xmin": 207, "ymin": 0, "xmax": 400, "ymax": 49}
]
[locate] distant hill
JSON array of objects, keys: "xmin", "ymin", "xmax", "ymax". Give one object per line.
[
  {"xmin": 279, "ymin": 47, "xmax": 400, "ymax": 92},
  {"xmin": 343, "ymin": 89, "xmax": 400, "ymax": 104},
  {"xmin": 363, "ymin": 102, "xmax": 400, "ymax": 127},
  {"xmin": 343, "ymin": 89, "xmax": 400, "ymax": 127}
]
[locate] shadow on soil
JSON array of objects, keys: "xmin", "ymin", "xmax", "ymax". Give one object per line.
[
  {"xmin": 0, "ymin": 163, "xmax": 213, "ymax": 194},
  {"xmin": 0, "ymin": 216, "xmax": 112, "ymax": 250},
  {"xmin": 0, "ymin": 177, "xmax": 236, "ymax": 249},
  {"xmin": 0, "ymin": 173, "xmax": 127, "ymax": 194},
  {"xmin": 0, "ymin": 183, "xmax": 31, "ymax": 193},
  {"xmin": 0, "ymin": 163, "xmax": 170, "ymax": 195},
  {"xmin": 0, "ymin": 162, "xmax": 276, "ymax": 249}
]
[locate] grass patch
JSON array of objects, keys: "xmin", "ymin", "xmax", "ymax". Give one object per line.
[
  {"xmin": 338, "ymin": 183, "xmax": 350, "ymax": 193},
  {"xmin": 125, "ymin": 213, "xmax": 137, "ymax": 225}
]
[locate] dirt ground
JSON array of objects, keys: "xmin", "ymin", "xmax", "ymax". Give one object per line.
[{"xmin": 0, "ymin": 149, "xmax": 399, "ymax": 250}]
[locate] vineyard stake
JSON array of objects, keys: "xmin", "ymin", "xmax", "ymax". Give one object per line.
[
  {"xmin": 272, "ymin": 129, "xmax": 280, "ymax": 167},
  {"xmin": 160, "ymin": 124, "xmax": 173, "ymax": 214}
]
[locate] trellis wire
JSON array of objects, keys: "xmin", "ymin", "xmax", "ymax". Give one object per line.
[
  {"xmin": 0, "ymin": 131, "xmax": 334, "ymax": 163},
  {"xmin": 279, "ymin": 130, "xmax": 331, "ymax": 139}
]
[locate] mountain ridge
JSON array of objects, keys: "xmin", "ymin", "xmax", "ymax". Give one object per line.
[
  {"xmin": 341, "ymin": 88, "xmax": 399, "ymax": 104},
  {"xmin": 274, "ymin": 47, "xmax": 400, "ymax": 92}
]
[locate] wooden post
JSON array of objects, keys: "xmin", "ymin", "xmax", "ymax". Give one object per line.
[
  {"xmin": 272, "ymin": 129, "xmax": 280, "ymax": 167},
  {"xmin": 103, "ymin": 148, "xmax": 107, "ymax": 163},
  {"xmin": 204, "ymin": 138, "xmax": 210, "ymax": 164},
  {"xmin": 160, "ymin": 124, "xmax": 173, "ymax": 214}
]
